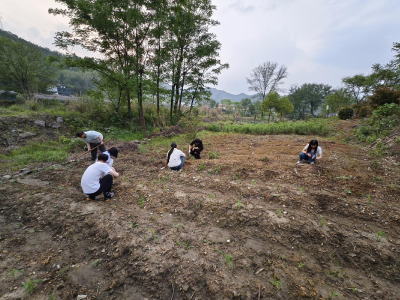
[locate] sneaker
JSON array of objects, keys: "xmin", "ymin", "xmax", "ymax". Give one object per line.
[
  {"xmin": 178, "ymin": 169, "xmax": 182, "ymax": 172},
  {"xmin": 87, "ymin": 197, "xmax": 100, "ymax": 201},
  {"xmin": 310, "ymin": 162, "xmax": 314, "ymax": 165},
  {"xmin": 296, "ymin": 161, "xmax": 302, "ymax": 164},
  {"xmin": 104, "ymin": 192, "xmax": 115, "ymax": 199}
]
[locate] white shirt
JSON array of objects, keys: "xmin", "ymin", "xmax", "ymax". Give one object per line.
[
  {"xmin": 304, "ymin": 144, "xmax": 322, "ymax": 155},
  {"xmin": 81, "ymin": 162, "xmax": 112, "ymax": 194},
  {"xmin": 167, "ymin": 149, "xmax": 185, "ymax": 168}
]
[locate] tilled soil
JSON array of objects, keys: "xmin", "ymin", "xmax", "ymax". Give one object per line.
[{"xmin": 1, "ymin": 133, "xmax": 400, "ymax": 300}]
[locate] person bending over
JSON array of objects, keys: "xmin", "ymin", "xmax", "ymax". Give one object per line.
[
  {"xmin": 188, "ymin": 138, "xmax": 203, "ymax": 159},
  {"xmin": 167, "ymin": 142, "xmax": 185, "ymax": 171},
  {"xmin": 99, "ymin": 147, "xmax": 118, "ymax": 168},
  {"xmin": 297, "ymin": 139, "xmax": 322, "ymax": 165},
  {"xmin": 76, "ymin": 130, "xmax": 105, "ymax": 161},
  {"xmin": 81, "ymin": 154, "xmax": 119, "ymax": 201}
]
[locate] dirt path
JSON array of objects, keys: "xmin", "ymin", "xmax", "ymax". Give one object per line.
[{"xmin": 1, "ymin": 133, "xmax": 399, "ymax": 299}]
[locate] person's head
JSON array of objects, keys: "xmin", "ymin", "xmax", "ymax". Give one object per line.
[
  {"xmin": 76, "ymin": 131, "xmax": 86, "ymax": 138},
  {"xmin": 307, "ymin": 140, "xmax": 319, "ymax": 153},
  {"xmin": 98, "ymin": 154, "xmax": 108, "ymax": 162},
  {"xmin": 167, "ymin": 142, "xmax": 177, "ymax": 163},
  {"xmin": 171, "ymin": 142, "xmax": 177, "ymax": 148},
  {"xmin": 108, "ymin": 147, "xmax": 118, "ymax": 158},
  {"xmin": 193, "ymin": 138, "xmax": 201, "ymax": 146}
]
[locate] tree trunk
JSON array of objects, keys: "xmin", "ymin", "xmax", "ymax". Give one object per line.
[
  {"xmin": 177, "ymin": 72, "xmax": 186, "ymax": 121},
  {"xmin": 138, "ymin": 70, "xmax": 147, "ymax": 138}
]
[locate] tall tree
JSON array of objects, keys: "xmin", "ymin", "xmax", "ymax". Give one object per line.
[
  {"xmin": 342, "ymin": 74, "xmax": 373, "ymax": 103},
  {"xmin": 275, "ymin": 96, "xmax": 294, "ymax": 120},
  {"xmin": 0, "ymin": 37, "xmax": 57, "ymax": 97},
  {"xmin": 261, "ymin": 91, "xmax": 280, "ymax": 123},
  {"xmin": 289, "ymin": 83, "xmax": 332, "ymax": 119},
  {"xmin": 246, "ymin": 62, "xmax": 288, "ymax": 101},
  {"xmin": 321, "ymin": 88, "xmax": 353, "ymax": 115}
]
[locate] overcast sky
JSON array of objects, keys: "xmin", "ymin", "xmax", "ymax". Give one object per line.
[{"xmin": 1, "ymin": 0, "xmax": 400, "ymax": 94}]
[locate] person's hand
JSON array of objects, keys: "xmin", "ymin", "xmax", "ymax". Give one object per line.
[
  {"xmin": 307, "ymin": 153, "xmax": 311, "ymax": 157},
  {"xmin": 88, "ymin": 148, "xmax": 91, "ymax": 151}
]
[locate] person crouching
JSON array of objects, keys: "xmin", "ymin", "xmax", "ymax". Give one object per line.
[
  {"xmin": 167, "ymin": 142, "xmax": 185, "ymax": 172},
  {"xmin": 81, "ymin": 153, "xmax": 119, "ymax": 201}
]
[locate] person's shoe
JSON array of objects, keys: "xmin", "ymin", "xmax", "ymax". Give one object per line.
[
  {"xmin": 87, "ymin": 197, "xmax": 99, "ymax": 201},
  {"xmin": 296, "ymin": 161, "xmax": 302, "ymax": 164},
  {"xmin": 310, "ymin": 162, "xmax": 314, "ymax": 165},
  {"xmin": 178, "ymin": 169, "xmax": 182, "ymax": 172},
  {"xmin": 104, "ymin": 192, "xmax": 115, "ymax": 199}
]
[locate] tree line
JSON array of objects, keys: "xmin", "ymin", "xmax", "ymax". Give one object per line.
[{"xmin": 49, "ymin": 0, "xmax": 228, "ymax": 137}]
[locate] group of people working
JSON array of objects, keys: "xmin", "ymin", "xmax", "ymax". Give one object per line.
[{"xmin": 77, "ymin": 130, "xmax": 321, "ymax": 201}]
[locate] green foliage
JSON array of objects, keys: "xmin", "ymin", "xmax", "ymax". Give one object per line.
[
  {"xmin": 261, "ymin": 91, "xmax": 280, "ymax": 122},
  {"xmin": 275, "ymin": 96, "xmax": 294, "ymax": 119},
  {"xmin": 137, "ymin": 195, "xmax": 146, "ymax": 208},
  {"xmin": 208, "ymin": 151, "xmax": 220, "ymax": 159},
  {"xmin": 372, "ymin": 103, "xmax": 400, "ymax": 118},
  {"xmin": 377, "ymin": 231, "xmax": 386, "ymax": 242},
  {"xmin": 7, "ymin": 269, "xmax": 23, "ymax": 279},
  {"xmin": 269, "ymin": 274, "xmax": 282, "ymax": 290},
  {"xmin": 214, "ymin": 249, "xmax": 234, "ymax": 267},
  {"xmin": 176, "ymin": 241, "xmax": 193, "ymax": 251},
  {"xmin": 338, "ymin": 107, "xmax": 354, "ymax": 120},
  {"xmin": 206, "ymin": 119, "xmax": 330, "ymax": 136},
  {"xmin": 22, "ymin": 278, "xmax": 43, "ymax": 296},
  {"xmin": 369, "ymin": 87, "xmax": 400, "ymax": 109},
  {"xmin": 322, "ymin": 88, "xmax": 354, "ymax": 115},
  {"xmin": 342, "ymin": 74, "xmax": 374, "ymax": 103},
  {"xmin": 92, "ymin": 259, "xmax": 103, "ymax": 267},
  {"xmin": 0, "ymin": 37, "xmax": 57, "ymax": 97}
]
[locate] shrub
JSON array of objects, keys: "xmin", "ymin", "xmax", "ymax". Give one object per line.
[
  {"xmin": 338, "ymin": 107, "xmax": 354, "ymax": 120},
  {"xmin": 358, "ymin": 105, "xmax": 372, "ymax": 118},
  {"xmin": 372, "ymin": 103, "xmax": 400, "ymax": 118},
  {"xmin": 369, "ymin": 87, "xmax": 400, "ymax": 109}
]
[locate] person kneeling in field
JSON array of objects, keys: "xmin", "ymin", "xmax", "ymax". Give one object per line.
[
  {"xmin": 99, "ymin": 147, "xmax": 118, "ymax": 168},
  {"xmin": 296, "ymin": 139, "xmax": 322, "ymax": 165},
  {"xmin": 81, "ymin": 154, "xmax": 119, "ymax": 201},
  {"xmin": 188, "ymin": 138, "xmax": 203, "ymax": 159},
  {"xmin": 167, "ymin": 142, "xmax": 185, "ymax": 171}
]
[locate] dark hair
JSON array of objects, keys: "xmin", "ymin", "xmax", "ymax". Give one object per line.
[
  {"xmin": 98, "ymin": 154, "xmax": 109, "ymax": 162},
  {"xmin": 307, "ymin": 140, "xmax": 319, "ymax": 154},
  {"xmin": 76, "ymin": 131, "xmax": 85, "ymax": 138},
  {"xmin": 167, "ymin": 142, "xmax": 177, "ymax": 163},
  {"xmin": 108, "ymin": 147, "xmax": 118, "ymax": 158},
  {"xmin": 193, "ymin": 138, "xmax": 202, "ymax": 145}
]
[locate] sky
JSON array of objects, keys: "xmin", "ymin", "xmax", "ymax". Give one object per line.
[{"xmin": 1, "ymin": 0, "xmax": 400, "ymax": 95}]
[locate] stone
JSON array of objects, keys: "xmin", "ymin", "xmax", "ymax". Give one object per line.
[
  {"xmin": 56, "ymin": 117, "xmax": 64, "ymax": 123},
  {"xmin": 183, "ymin": 284, "xmax": 190, "ymax": 292},
  {"xmin": 21, "ymin": 169, "xmax": 32, "ymax": 175},
  {"xmin": 34, "ymin": 120, "xmax": 46, "ymax": 127},
  {"xmin": 19, "ymin": 132, "xmax": 36, "ymax": 139},
  {"xmin": 77, "ymin": 296, "xmax": 87, "ymax": 300},
  {"xmin": 2, "ymin": 175, "xmax": 11, "ymax": 180},
  {"xmin": 52, "ymin": 125, "xmax": 61, "ymax": 129},
  {"xmin": 233, "ymin": 290, "xmax": 241, "ymax": 297}
]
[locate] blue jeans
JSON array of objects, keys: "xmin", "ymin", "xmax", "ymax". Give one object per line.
[
  {"xmin": 299, "ymin": 152, "xmax": 316, "ymax": 163},
  {"xmin": 170, "ymin": 157, "xmax": 184, "ymax": 171}
]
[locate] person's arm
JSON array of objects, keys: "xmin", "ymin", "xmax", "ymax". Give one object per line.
[
  {"xmin": 301, "ymin": 145, "xmax": 310, "ymax": 156},
  {"xmin": 98, "ymin": 135, "xmax": 104, "ymax": 145},
  {"xmin": 188, "ymin": 145, "xmax": 192, "ymax": 153},
  {"xmin": 316, "ymin": 149, "xmax": 322, "ymax": 160},
  {"xmin": 86, "ymin": 142, "xmax": 91, "ymax": 151},
  {"xmin": 109, "ymin": 169, "xmax": 119, "ymax": 178}
]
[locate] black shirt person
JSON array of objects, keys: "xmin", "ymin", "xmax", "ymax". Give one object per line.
[{"xmin": 188, "ymin": 138, "xmax": 203, "ymax": 159}]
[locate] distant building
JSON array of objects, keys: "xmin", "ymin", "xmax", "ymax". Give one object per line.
[
  {"xmin": 57, "ymin": 86, "xmax": 72, "ymax": 96},
  {"xmin": 0, "ymin": 90, "xmax": 17, "ymax": 100}
]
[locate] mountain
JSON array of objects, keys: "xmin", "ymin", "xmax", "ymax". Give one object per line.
[
  {"xmin": 0, "ymin": 29, "xmax": 62, "ymax": 57},
  {"xmin": 208, "ymin": 87, "xmax": 258, "ymax": 103}
]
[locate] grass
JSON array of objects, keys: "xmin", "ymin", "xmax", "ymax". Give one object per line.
[
  {"xmin": 214, "ymin": 249, "xmax": 234, "ymax": 267},
  {"xmin": 147, "ymin": 228, "xmax": 159, "ymax": 241},
  {"xmin": 22, "ymin": 278, "xmax": 43, "ymax": 296},
  {"xmin": 7, "ymin": 269, "xmax": 23, "ymax": 279},
  {"xmin": 208, "ymin": 151, "xmax": 220, "ymax": 159},
  {"xmin": 176, "ymin": 241, "xmax": 194, "ymax": 251},
  {"xmin": 377, "ymin": 231, "xmax": 386, "ymax": 242},
  {"xmin": 92, "ymin": 258, "xmax": 103, "ymax": 267},
  {"xmin": 269, "ymin": 274, "xmax": 282, "ymax": 290},
  {"xmin": 206, "ymin": 119, "xmax": 331, "ymax": 136}
]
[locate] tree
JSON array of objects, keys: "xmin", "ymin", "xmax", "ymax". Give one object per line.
[
  {"xmin": 275, "ymin": 96, "xmax": 294, "ymax": 119},
  {"xmin": 261, "ymin": 91, "xmax": 280, "ymax": 123},
  {"xmin": 321, "ymin": 88, "xmax": 353, "ymax": 115},
  {"xmin": 208, "ymin": 99, "xmax": 217, "ymax": 108},
  {"xmin": 342, "ymin": 74, "xmax": 374, "ymax": 103},
  {"xmin": 0, "ymin": 37, "xmax": 57, "ymax": 98},
  {"xmin": 246, "ymin": 62, "xmax": 288, "ymax": 101},
  {"xmin": 288, "ymin": 83, "xmax": 331, "ymax": 119},
  {"xmin": 241, "ymin": 98, "xmax": 252, "ymax": 115}
]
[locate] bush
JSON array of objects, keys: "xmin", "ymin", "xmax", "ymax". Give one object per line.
[
  {"xmin": 372, "ymin": 103, "xmax": 400, "ymax": 118},
  {"xmin": 358, "ymin": 105, "xmax": 372, "ymax": 118},
  {"xmin": 369, "ymin": 87, "xmax": 400, "ymax": 109},
  {"xmin": 338, "ymin": 107, "xmax": 354, "ymax": 120}
]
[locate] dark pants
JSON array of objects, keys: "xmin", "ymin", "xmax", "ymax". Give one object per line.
[
  {"xmin": 190, "ymin": 149, "xmax": 202, "ymax": 159},
  {"xmin": 90, "ymin": 143, "xmax": 106, "ymax": 161},
  {"xmin": 87, "ymin": 174, "xmax": 113, "ymax": 199},
  {"xmin": 299, "ymin": 152, "xmax": 316, "ymax": 163}
]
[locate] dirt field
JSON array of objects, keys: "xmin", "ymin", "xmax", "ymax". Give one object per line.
[{"xmin": 1, "ymin": 126, "xmax": 400, "ymax": 299}]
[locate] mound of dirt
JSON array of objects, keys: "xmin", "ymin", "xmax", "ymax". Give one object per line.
[{"xmin": 149, "ymin": 125, "xmax": 186, "ymax": 138}]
